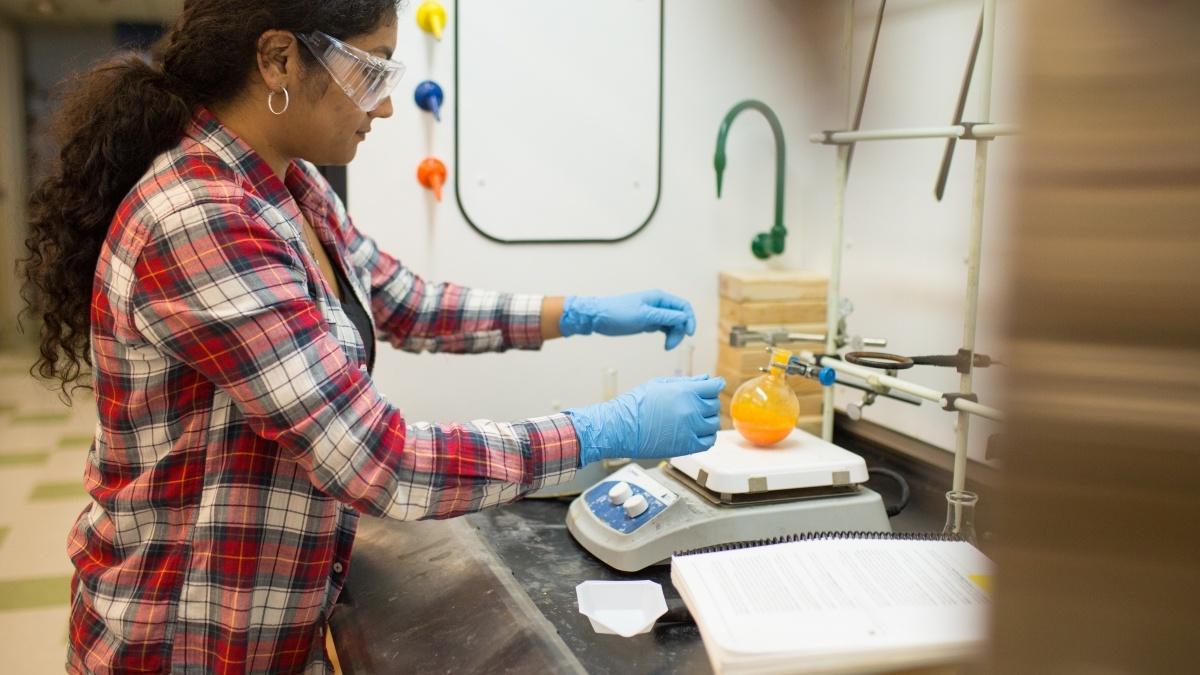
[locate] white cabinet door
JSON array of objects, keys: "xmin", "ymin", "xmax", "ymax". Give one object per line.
[{"xmin": 455, "ymin": 0, "xmax": 663, "ymax": 243}]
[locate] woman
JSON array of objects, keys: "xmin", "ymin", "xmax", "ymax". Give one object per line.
[{"xmin": 21, "ymin": 1, "xmax": 723, "ymax": 672}]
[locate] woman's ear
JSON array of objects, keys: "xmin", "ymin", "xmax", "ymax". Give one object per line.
[{"xmin": 255, "ymin": 30, "xmax": 298, "ymax": 91}]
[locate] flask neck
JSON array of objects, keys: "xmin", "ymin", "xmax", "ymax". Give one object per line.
[{"xmin": 766, "ymin": 348, "xmax": 793, "ymax": 380}]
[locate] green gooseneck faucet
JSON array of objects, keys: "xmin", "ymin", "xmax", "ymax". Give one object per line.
[{"xmin": 714, "ymin": 99, "xmax": 788, "ymax": 260}]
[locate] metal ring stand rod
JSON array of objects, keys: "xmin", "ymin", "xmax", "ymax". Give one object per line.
[
  {"xmin": 801, "ymin": 351, "xmax": 1005, "ymax": 423},
  {"xmin": 821, "ymin": 0, "xmax": 858, "ymax": 442},
  {"xmin": 845, "ymin": 0, "xmax": 888, "ymax": 176},
  {"xmin": 954, "ymin": 0, "xmax": 999, "ymax": 494},
  {"xmin": 935, "ymin": 8, "xmax": 985, "ymax": 201},
  {"xmin": 810, "ymin": 123, "xmax": 1016, "ymax": 144}
]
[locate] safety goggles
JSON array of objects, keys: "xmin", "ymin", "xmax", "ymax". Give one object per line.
[{"xmin": 297, "ymin": 31, "xmax": 406, "ymax": 112}]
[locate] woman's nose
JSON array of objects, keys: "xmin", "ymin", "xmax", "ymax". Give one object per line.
[{"xmin": 371, "ymin": 96, "xmax": 394, "ymax": 120}]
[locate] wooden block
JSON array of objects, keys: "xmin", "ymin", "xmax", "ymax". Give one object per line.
[
  {"xmin": 787, "ymin": 377, "xmax": 823, "ymax": 396},
  {"xmin": 716, "ymin": 342, "xmax": 771, "ymax": 373},
  {"xmin": 717, "ymin": 320, "xmax": 828, "ymax": 342},
  {"xmin": 796, "ymin": 415, "xmax": 823, "ymax": 436},
  {"xmin": 719, "ymin": 297, "xmax": 827, "ymax": 325},
  {"xmin": 719, "ymin": 269, "xmax": 828, "ymax": 302},
  {"xmin": 715, "ymin": 360, "xmax": 764, "ymax": 383},
  {"xmin": 796, "ymin": 393, "xmax": 824, "ymax": 415}
]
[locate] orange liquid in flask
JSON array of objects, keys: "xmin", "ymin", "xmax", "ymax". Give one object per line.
[{"xmin": 730, "ymin": 350, "xmax": 800, "ymax": 447}]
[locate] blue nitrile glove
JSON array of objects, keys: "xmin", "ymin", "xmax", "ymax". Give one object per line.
[
  {"xmin": 559, "ymin": 291, "xmax": 697, "ymax": 350},
  {"xmin": 565, "ymin": 375, "xmax": 725, "ymax": 467}
]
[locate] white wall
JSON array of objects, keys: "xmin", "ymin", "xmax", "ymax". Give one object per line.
[{"xmin": 349, "ymin": 0, "xmax": 1017, "ymax": 462}]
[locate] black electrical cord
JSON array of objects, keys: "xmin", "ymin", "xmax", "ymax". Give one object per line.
[{"xmin": 867, "ymin": 467, "xmax": 911, "ymax": 517}]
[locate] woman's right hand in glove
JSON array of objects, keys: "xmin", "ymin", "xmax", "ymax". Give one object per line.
[{"xmin": 565, "ymin": 375, "xmax": 725, "ymax": 467}]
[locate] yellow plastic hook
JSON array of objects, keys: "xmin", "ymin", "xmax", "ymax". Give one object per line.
[{"xmin": 416, "ymin": 1, "xmax": 447, "ymax": 41}]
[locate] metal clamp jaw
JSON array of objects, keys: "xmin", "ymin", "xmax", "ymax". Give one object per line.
[
  {"xmin": 958, "ymin": 121, "xmax": 986, "ymax": 141},
  {"xmin": 941, "ymin": 392, "xmax": 979, "ymax": 413},
  {"xmin": 728, "ymin": 325, "xmax": 888, "ymax": 350},
  {"xmin": 780, "ymin": 356, "xmax": 837, "ymax": 386},
  {"xmin": 847, "ymin": 391, "xmax": 878, "ymax": 421}
]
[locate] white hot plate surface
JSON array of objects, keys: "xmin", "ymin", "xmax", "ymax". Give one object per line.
[{"xmin": 668, "ymin": 428, "xmax": 869, "ymax": 494}]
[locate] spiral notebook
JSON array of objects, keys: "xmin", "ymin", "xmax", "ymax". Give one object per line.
[{"xmin": 670, "ymin": 532, "xmax": 993, "ymax": 675}]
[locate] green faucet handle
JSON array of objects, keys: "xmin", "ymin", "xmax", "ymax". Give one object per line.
[
  {"xmin": 713, "ymin": 99, "xmax": 788, "ymax": 259},
  {"xmin": 714, "ymin": 149, "xmax": 727, "ymax": 198},
  {"xmin": 751, "ymin": 233, "xmax": 771, "ymax": 259},
  {"xmin": 751, "ymin": 226, "xmax": 787, "ymax": 259}
]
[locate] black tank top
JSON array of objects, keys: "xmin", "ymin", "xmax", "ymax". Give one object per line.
[{"xmin": 326, "ymin": 251, "xmax": 376, "ymax": 373}]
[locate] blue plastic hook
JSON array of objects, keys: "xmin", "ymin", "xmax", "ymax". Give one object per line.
[{"xmin": 414, "ymin": 80, "xmax": 445, "ymax": 121}]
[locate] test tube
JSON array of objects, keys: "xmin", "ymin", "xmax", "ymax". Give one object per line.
[
  {"xmin": 675, "ymin": 343, "xmax": 695, "ymax": 378},
  {"xmin": 602, "ymin": 368, "xmax": 618, "ymax": 401}
]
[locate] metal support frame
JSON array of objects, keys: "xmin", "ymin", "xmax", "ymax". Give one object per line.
[{"xmin": 817, "ymin": 0, "xmax": 1005, "ymax": 499}]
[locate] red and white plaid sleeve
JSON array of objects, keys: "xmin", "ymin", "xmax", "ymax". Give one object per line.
[{"xmin": 129, "ymin": 197, "xmax": 578, "ymax": 519}]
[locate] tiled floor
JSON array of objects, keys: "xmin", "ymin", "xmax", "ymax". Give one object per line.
[{"xmin": 0, "ymin": 350, "xmax": 97, "ymax": 673}]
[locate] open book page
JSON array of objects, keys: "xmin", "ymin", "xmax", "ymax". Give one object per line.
[{"xmin": 671, "ymin": 539, "xmax": 993, "ymax": 661}]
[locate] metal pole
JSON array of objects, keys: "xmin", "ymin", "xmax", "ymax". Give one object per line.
[
  {"xmin": 846, "ymin": 0, "xmax": 887, "ymax": 175},
  {"xmin": 810, "ymin": 123, "xmax": 1016, "ymax": 144},
  {"xmin": 952, "ymin": 396, "xmax": 1003, "ymax": 422},
  {"xmin": 973, "ymin": 123, "xmax": 1015, "ymax": 138},
  {"xmin": 823, "ymin": 0, "xmax": 856, "ymax": 442},
  {"xmin": 935, "ymin": 8, "xmax": 985, "ymax": 201},
  {"xmin": 953, "ymin": 0, "xmax": 998, "ymax": 493},
  {"xmin": 813, "ymin": 126, "xmax": 962, "ymax": 142}
]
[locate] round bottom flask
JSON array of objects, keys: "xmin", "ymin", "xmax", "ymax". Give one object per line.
[{"xmin": 731, "ymin": 349, "xmax": 800, "ymax": 447}]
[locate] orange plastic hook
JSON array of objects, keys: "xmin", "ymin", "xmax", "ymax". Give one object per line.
[{"xmin": 417, "ymin": 157, "xmax": 447, "ymax": 202}]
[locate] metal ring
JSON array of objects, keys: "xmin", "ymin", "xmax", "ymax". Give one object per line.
[
  {"xmin": 268, "ymin": 87, "xmax": 290, "ymax": 116},
  {"xmin": 844, "ymin": 351, "xmax": 915, "ymax": 370}
]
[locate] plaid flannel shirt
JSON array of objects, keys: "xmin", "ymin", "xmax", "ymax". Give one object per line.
[{"xmin": 66, "ymin": 108, "xmax": 580, "ymax": 674}]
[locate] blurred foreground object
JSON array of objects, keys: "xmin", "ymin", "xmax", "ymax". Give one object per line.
[{"xmin": 989, "ymin": 2, "xmax": 1200, "ymax": 673}]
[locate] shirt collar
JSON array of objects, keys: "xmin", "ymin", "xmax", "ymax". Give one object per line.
[{"xmin": 186, "ymin": 107, "xmax": 330, "ymax": 227}]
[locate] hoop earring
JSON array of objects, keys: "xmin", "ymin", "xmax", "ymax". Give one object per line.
[{"xmin": 268, "ymin": 87, "xmax": 290, "ymax": 115}]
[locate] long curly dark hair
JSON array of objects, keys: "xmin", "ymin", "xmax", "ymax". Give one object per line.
[{"xmin": 20, "ymin": 0, "xmax": 399, "ymax": 394}]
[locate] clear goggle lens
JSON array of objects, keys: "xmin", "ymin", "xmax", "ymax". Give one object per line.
[{"xmin": 298, "ymin": 31, "xmax": 405, "ymax": 112}]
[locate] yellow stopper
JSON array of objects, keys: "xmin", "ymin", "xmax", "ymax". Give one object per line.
[
  {"xmin": 769, "ymin": 348, "xmax": 793, "ymax": 370},
  {"xmin": 417, "ymin": 1, "xmax": 447, "ymax": 41}
]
